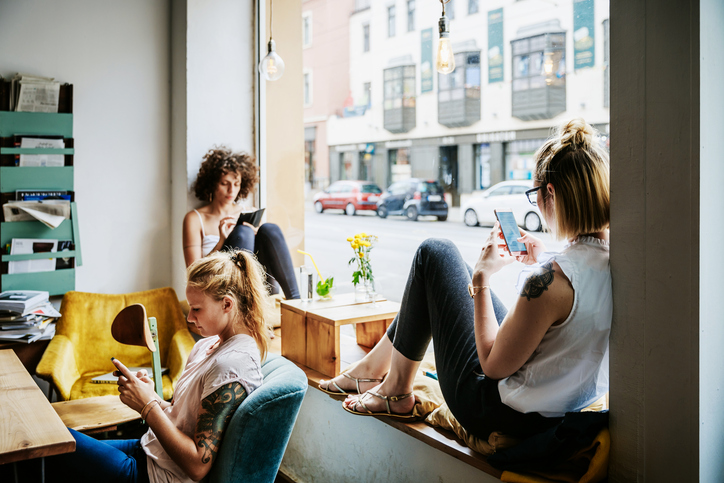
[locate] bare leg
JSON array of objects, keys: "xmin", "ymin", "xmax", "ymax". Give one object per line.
[{"xmin": 318, "ymin": 332, "xmax": 394, "ymax": 393}]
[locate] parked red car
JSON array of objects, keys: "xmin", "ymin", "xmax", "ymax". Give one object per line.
[{"xmin": 313, "ymin": 180, "xmax": 383, "ymax": 216}]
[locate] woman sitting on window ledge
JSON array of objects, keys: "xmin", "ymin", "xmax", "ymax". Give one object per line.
[
  {"xmin": 182, "ymin": 147, "xmax": 300, "ymax": 300},
  {"xmin": 320, "ymin": 118, "xmax": 611, "ymax": 440}
]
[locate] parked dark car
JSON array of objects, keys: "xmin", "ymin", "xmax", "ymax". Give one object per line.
[
  {"xmin": 376, "ymin": 179, "xmax": 448, "ymax": 221},
  {"xmin": 313, "ymin": 180, "xmax": 382, "ymax": 215}
]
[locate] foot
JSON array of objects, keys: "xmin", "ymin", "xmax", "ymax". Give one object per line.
[
  {"xmin": 343, "ymin": 382, "xmax": 415, "ymax": 417},
  {"xmin": 318, "ymin": 371, "xmax": 384, "ymax": 395}
]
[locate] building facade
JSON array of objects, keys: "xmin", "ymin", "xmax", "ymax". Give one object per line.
[
  {"xmin": 325, "ymin": 0, "xmax": 609, "ymax": 205},
  {"xmin": 302, "ymin": 0, "xmax": 355, "ymax": 190}
]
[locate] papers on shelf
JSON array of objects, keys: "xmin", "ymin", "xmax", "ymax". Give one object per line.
[
  {"xmin": 11, "ymin": 73, "xmax": 60, "ymax": 113},
  {"xmin": 19, "ymin": 137, "xmax": 65, "ymax": 167},
  {"xmin": 8, "ymin": 238, "xmax": 58, "ymax": 275},
  {"xmin": 0, "ymin": 290, "xmax": 50, "ymax": 314},
  {"xmin": 25, "ymin": 301, "xmax": 62, "ymax": 318},
  {"xmin": 2, "ymin": 199, "xmax": 70, "ymax": 228}
]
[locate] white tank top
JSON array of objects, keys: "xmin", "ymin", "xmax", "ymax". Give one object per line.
[
  {"xmin": 194, "ymin": 209, "xmax": 219, "ymax": 256},
  {"xmin": 497, "ymin": 236, "xmax": 611, "ymax": 417}
]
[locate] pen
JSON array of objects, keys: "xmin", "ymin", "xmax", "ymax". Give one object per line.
[{"xmin": 422, "ymin": 370, "xmax": 438, "ymax": 381}]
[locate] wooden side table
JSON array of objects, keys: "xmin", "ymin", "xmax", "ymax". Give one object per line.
[
  {"xmin": 281, "ymin": 294, "xmax": 399, "ymax": 377},
  {"xmin": 52, "ymin": 395, "xmax": 141, "ymax": 434}
]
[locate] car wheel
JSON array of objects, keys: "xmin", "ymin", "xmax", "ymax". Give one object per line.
[
  {"xmin": 377, "ymin": 205, "xmax": 388, "ymax": 218},
  {"xmin": 464, "ymin": 209, "xmax": 479, "ymax": 227},
  {"xmin": 406, "ymin": 205, "xmax": 418, "ymax": 221},
  {"xmin": 437, "ymin": 214, "xmax": 448, "ymax": 222},
  {"xmin": 314, "ymin": 201, "xmax": 324, "ymax": 213},
  {"xmin": 524, "ymin": 212, "xmax": 542, "ymax": 232},
  {"xmin": 345, "ymin": 203, "xmax": 357, "ymax": 216}
]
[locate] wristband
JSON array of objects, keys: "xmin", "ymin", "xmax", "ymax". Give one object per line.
[
  {"xmin": 141, "ymin": 399, "xmax": 160, "ymax": 423},
  {"xmin": 468, "ymin": 284, "xmax": 490, "ymax": 298}
]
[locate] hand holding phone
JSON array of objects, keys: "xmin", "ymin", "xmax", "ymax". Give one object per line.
[{"xmin": 494, "ymin": 209, "xmax": 528, "ymax": 256}]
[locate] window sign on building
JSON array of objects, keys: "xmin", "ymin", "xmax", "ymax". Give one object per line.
[
  {"xmin": 511, "ymin": 28, "xmax": 566, "ymax": 120},
  {"xmin": 407, "ymin": 0, "xmax": 415, "ymax": 32},
  {"xmin": 383, "ymin": 64, "xmax": 416, "ymax": 133},
  {"xmin": 474, "ymin": 143, "xmax": 492, "ymax": 189},
  {"xmin": 420, "ymin": 28, "xmax": 434, "ymax": 93},
  {"xmin": 573, "ymin": 0, "xmax": 595, "ymax": 69},
  {"xmin": 487, "ymin": 9, "xmax": 504, "ymax": 83},
  {"xmin": 388, "ymin": 6, "xmax": 396, "ymax": 37},
  {"xmin": 468, "ymin": 0, "xmax": 479, "ymax": 15},
  {"xmin": 505, "ymin": 139, "xmax": 545, "ymax": 180},
  {"xmin": 363, "ymin": 24, "xmax": 370, "ymax": 52}
]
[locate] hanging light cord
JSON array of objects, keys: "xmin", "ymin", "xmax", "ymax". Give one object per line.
[{"xmin": 269, "ymin": 0, "xmax": 274, "ymax": 41}]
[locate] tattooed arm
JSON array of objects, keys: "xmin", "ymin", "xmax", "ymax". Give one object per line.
[
  {"xmin": 473, "ymin": 259, "xmax": 573, "ymax": 380},
  {"xmin": 144, "ymin": 382, "xmax": 247, "ymax": 481}
]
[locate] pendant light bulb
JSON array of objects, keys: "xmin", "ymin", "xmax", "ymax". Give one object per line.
[
  {"xmin": 260, "ymin": 39, "xmax": 285, "ymax": 81},
  {"xmin": 436, "ymin": 13, "xmax": 455, "ymax": 74}
]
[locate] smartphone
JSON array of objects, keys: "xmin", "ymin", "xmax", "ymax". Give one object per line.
[{"xmin": 494, "ymin": 209, "xmax": 528, "ymax": 256}]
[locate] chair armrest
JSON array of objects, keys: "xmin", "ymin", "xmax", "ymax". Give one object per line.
[
  {"xmin": 166, "ymin": 329, "xmax": 195, "ymax": 388},
  {"xmin": 36, "ymin": 335, "xmax": 81, "ymax": 401}
]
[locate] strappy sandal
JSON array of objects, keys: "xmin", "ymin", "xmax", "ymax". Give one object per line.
[
  {"xmin": 318, "ymin": 373, "xmax": 383, "ymax": 397},
  {"xmin": 343, "ymin": 389, "xmax": 416, "ymax": 420}
]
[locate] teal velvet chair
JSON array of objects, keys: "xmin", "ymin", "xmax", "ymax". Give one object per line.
[{"xmin": 209, "ymin": 354, "xmax": 308, "ymax": 483}]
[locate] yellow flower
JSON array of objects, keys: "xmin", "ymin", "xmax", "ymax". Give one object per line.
[
  {"xmin": 354, "ymin": 235, "xmax": 361, "ymax": 240},
  {"xmin": 351, "ymin": 242, "xmax": 359, "ymax": 249},
  {"xmin": 360, "ymin": 240, "xmax": 371, "ymax": 247},
  {"xmin": 359, "ymin": 252, "xmax": 365, "ymax": 258},
  {"xmin": 359, "ymin": 232, "xmax": 368, "ymax": 237},
  {"xmin": 346, "ymin": 237, "xmax": 353, "ymax": 242}
]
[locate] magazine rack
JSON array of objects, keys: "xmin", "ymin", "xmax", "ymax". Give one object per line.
[{"xmin": 0, "ymin": 109, "xmax": 81, "ymax": 295}]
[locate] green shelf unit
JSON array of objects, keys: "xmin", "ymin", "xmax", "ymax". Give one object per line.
[{"xmin": 0, "ymin": 110, "xmax": 80, "ymax": 296}]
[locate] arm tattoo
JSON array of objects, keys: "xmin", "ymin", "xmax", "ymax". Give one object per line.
[
  {"xmin": 195, "ymin": 382, "xmax": 247, "ymax": 465},
  {"xmin": 520, "ymin": 261, "xmax": 555, "ymax": 301}
]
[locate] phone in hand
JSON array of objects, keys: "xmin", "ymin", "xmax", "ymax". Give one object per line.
[{"xmin": 494, "ymin": 208, "xmax": 528, "ymax": 256}]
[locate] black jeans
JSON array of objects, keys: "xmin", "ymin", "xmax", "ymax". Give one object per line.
[
  {"xmin": 386, "ymin": 238, "xmax": 562, "ymax": 439},
  {"xmin": 223, "ymin": 222, "xmax": 300, "ymax": 300}
]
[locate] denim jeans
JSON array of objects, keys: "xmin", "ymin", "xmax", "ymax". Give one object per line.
[
  {"xmin": 223, "ymin": 222, "xmax": 300, "ymax": 299},
  {"xmin": 11, "ymin": 428, "xmax": 151, "ymax": 483},
  {"xmin": 386, "ymin": 238, "xmax": 562, "ymax": 439}
]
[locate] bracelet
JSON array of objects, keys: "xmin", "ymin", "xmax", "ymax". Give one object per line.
[
  {"xmin": 468, "ymin": 284, "xmax": 490, "ymax": 298},
  {"xmin": 139, "ymin": 398, "xmax": 156, "ymax": 417},
  {"xmin": 141, "ymin": 399, "xmax": 160, "ymax": 422}
]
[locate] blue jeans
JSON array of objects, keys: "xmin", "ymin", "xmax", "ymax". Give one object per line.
[
  {"xmin": 386, "ymin": 238, "xmax": 562, "ymax": 439},
  {"xmin": 43, "ymin": 428, "xmax": 149, "ymax": 483}
]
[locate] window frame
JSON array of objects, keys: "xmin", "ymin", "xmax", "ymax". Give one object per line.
[
  {"xmin": 388, "ymin": 5, "xmax": 396, "ymax": 38},
  {"xmin": 302, "ymin": 11, "xmax": 313, "ymax": 48},
  {"xmin": 363, "ymin": 23, "xmax": 370, "ymax": 53},
  {"xmin": 407, "ymin": 0, "xmax": 415, "ymax": 32},
  {"xmin": 303, "ymin": 69, "xmax": 313, "ymax": 107}
]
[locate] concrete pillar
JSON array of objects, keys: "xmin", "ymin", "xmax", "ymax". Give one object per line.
[
  {"xmin": 458, "ymin": 143, "xmax": 475, "ymax": 195},
  {"xmin": 489, "ymin": 142, "xmax": 505, "ymax": 184}
]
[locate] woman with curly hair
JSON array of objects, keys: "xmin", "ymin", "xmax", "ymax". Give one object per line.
[{"xmin": 182, "ymin": 147, "xmax": 300, "ymax": 299}]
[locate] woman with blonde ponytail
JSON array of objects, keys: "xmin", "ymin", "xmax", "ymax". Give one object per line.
[
  {"xmin": 40, "ymin": 249, "xmax": 271, "ymax": 483},
  {"xmin": 324, "ymin": 118, "xmax": 611, "ymax": 443}
]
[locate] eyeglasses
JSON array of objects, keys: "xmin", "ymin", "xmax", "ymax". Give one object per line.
[{"xmin": 525, "ymin": 186, "xmax": 541, "ymax": 206}]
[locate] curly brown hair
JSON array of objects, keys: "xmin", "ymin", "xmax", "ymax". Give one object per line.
[{"xmin": 192, "ymin": 147, "xmax": 259, "ymax": 202}]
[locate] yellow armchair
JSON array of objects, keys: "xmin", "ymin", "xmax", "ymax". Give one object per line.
[{"xmin": 37, "ymin": 287, "xmax": 196, "ymax": 401}]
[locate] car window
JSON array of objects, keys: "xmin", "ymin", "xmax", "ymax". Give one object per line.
[
  {"xmin": 417, "ymin": 182, "xmax": 443, "ymax": 194},
  {"xmin": 327, "ymin": 184, "xmax": 341, "ymax": 193},
  {"xmin": 362, "ymin": 184, "xmax": 382, "ymax": 194},
  {"xmin": 340, "ymin": 184, "xmax": 353, "ymax": 193},
  {"xmin": 488, "ymin": 186, "xmax": 512, "ymax": 197},
  {"xmin": 389, "ymin": 183, "xmax": 407, "ymax": 195},
  {"xmin": 510, "ymin": 185, "xmax": 529, "ymax": 195}
]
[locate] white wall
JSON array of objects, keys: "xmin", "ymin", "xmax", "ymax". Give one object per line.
[
  {"xmin": 170, "ymin": 0, "xmax": 256, "ymax": 294},
  {"xmin": 0, "ymin": 0, "xmax": 173, "ymax": 293},
  {"xmin": 700, "ymin": 0, "xmax": 724, "ymax": 480}
]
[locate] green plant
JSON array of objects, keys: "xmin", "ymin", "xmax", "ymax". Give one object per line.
[
  {"xmin": 347, "ymin": 232, "xmax": 377, "ymax": 287},
  {"xmin": 316, "ymin": 276, "xmax": 334, "ymax": 297}
]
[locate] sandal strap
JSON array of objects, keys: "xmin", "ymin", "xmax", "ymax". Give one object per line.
[
  {"xmin": 365, "ymin": 390, "xmax": 414, "ymax": 415},
  {"xmin": 342, "ymin": 372, "xmax": 383, "ymax": 394},
  {"xmin": 330, "ymin": 381, "xmax": 347, "ymax": 395}
]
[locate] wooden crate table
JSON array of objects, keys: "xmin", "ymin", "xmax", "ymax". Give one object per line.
[{"xmin": 281, "ymin": 293, "xmax": 399, "ymax": 377}]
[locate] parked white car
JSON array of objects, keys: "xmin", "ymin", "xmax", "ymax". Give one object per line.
[{"xmin": 461, "ymin": 180, "xmax": 545, "ymax": 232}]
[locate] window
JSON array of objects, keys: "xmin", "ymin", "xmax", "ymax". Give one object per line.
[
  {"xmin": 438, "ymin": 51, "xmax": 481, "ymax": 127},
  {"xmin": 468, "ymin": 0, "xmax": 478, "ymax": 15},
  {"xmin": 407, "ymin": 0, "xmax": 415, "ymax": 32},
  {"xmin": 302, "ymin": 12, "xmax": 312, "ymax": 48},
  {"xmin": 511, "ymin": 32, "xmax": 567, "ymax": 120},
  {"xmin": 383, "ymin": 65, "xmax": 416, "ymax": 133},
  {"xmin": 388, "ymin": 6, "xmax": 396, "ymax": 37},
  {"xmin": 363, "ymin": 82, "xmax": 372, "ymax": 108},
  {"xmin": 303, "ymin": 70, "xmax": 312, "ymax": 106},
  {"xmin": 363, "ymin": 24, "xmax": 370, "ymax": 52},
  {"xmin": 603, "ymin": 18, "xmax": 610, "ymax": 108}
]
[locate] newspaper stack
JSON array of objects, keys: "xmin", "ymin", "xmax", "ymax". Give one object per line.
[{"xmin": 9, "ymin": 73, "xmax": 60, "ymax": 113}]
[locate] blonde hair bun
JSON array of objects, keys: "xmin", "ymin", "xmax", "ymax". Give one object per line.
[{"xmin": 559, "ymin": 118, "xmax": 595, "ymax": 150}]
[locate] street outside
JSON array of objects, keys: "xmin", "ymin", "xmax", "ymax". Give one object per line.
[{"xmin": 302, "ymin": 201, "xmax": 566, "ymax": 310}]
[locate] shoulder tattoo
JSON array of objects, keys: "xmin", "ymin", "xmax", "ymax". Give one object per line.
[
  {"xmin": 195, "ymin": 382, "xmax": 248, "ymax": 465},
  {"xmin": 520, "ymin": 261, "xmax": 555, "ymax": 301}
]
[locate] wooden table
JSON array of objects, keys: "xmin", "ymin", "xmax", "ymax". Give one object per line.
[
  {"xmin": 0, "ymin": 349, "xmax": 75, "ymax": 465},
  {"xmin": 52, "ymin": 395, "xmax": 140, "ymax": 434},
  {"xmin": 281, "ymin": 293, "xmax": 399, "ymax": 377}
]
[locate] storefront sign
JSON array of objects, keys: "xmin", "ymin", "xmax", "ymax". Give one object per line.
[
  {"xmin": 421, "ymin": 28, "xmax": 434, "ymax": 93},
  {"xmin": 441, "ymin": 136, "xmax": 456, "ymax": 145},
  {"xmin": 385, "ymin": 140, "xmax": 412, "ymax": 149},
  {"xmin": 476, "ymin": 131, "xmax": 516, "ymax": 143},
  {"xmin": 573, "ymin": 0, "xmax": 595, "ymax": 69},
  {"xmin": 487, "ymin": 8, "xmax": 504, "ymax": 83}
]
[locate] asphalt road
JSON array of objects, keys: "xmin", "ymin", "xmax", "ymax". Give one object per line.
[{"xmin": 303, "ymin": 203, "xmax": 566, "ymax": 310}]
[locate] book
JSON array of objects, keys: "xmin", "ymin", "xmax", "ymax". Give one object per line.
[
  {"xmin": 0, "ymin": 290, "xmax": 49, "ymax": 314},
  {"xmin": 236, "ymin": 208, "xmax": 265, "ymax": 228}
]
